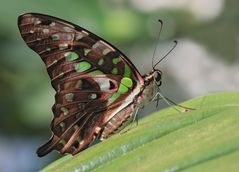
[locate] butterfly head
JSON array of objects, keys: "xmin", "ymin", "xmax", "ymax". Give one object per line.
[
  {"xmin": 153, "ymin": 69, "xmax": 162, "ymax": 87},
  {"xmin": 144, "ymin": 69, "xmax": 162, "ymax": 87},
  {"xmin": 140, "ymin": 69, "xmax": 162, "ymax": 106}
]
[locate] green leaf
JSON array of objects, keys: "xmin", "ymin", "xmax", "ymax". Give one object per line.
[{"xmin": 41, "ymin": 92, "xmax": 239, "ymax": 172}]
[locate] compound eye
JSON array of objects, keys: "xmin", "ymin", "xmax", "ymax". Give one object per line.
[{"xmin": 154, "ymin": 71, "xmax": 161, "ymax": 82}]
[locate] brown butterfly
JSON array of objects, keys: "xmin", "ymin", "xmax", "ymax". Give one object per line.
[{"xmin": 18, "ymin": 13, "xmax": 165, "ymax": 157}]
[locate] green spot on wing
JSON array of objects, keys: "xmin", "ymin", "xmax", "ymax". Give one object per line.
[
  {"xmin": 75, "ymin": 61, "xmax": 91, "ymax": 72},
  {"xmin": 103, "ymin": 48, "xmax": 110, "ymax": 55},
  {"xmin": 93, "ymin": 42, "xmax": 100, "ymax": 49},
  {"xmin": 76, "ymin": 34, "xmax": 83, "ymax": 40},
  {"xmin": 60, "ymin": 107, "xmax": 69, "ymax": 116},
  {"xmin": 49, "ymin": 22, "xmax": 55, "ymax": 27},
  {"xmin": 65, "ymin": 52, "xmax": 79, "ymax": 61},
  {"xmin": 89, "ymin": 93, "xmax": 97, "ymax": 99},
  {"xmin": 124, "ymin": 64, "xmax": 131, "ymax": 77},
  {"xmin": 118, "ymin": 84, "xmax": 128, "ymax": 93},
  {"xmin": 43, "ymin": 28, "xmax": 49, "ymax": 33},
  {"xmin": 74, "ymin": 125, "xmax": 79, "ymax": 131},
  {"xmin": 59, "ymin": 122, "xmax": 65, "ymax": 127},
  {"xmin": 107, "ymin": 93, "xmax": 120, "ymax": 105},
  {"xmin": 98, "ymin": 59, "xmax": 104, "ymax": 65},
  {"xmin": 90, "ymin": 70, "xmax": 103, "ymax": 74},
  {"xmin": 65, "ymin": 93, "xmax": 74, "ymax": 102},
  {"xmin": 59, "ymin": 43, "xmax": 68, "ymax": 50},
  {"xmin": 63, "ymin": 27, "xmax": 71, "ymax": 32},
  {"xmin": 111, "ymin": 68, "xmax": 118, "ymax": 75},
  {"xmin": 67, "ymin": 34, "xmax": 72, "ymax": 40},
  {"xmin": 107, "ymin": 77, "xmax": 133, "ymax": 105},
  {"xmin": 121, "ymin": 77, "xmax": 133, "ymax": 88},
  {"xmin": 51, "ymin": 34, "xmax": 60, "ymax": 40},
  {"xmin": 112, "ymin": 57, "xmax": 121, "ymax": 64},
  {"xmin": 84, "ymin": 49, "xmax": 91, "ymax": 56},
  {"xmin": 35, "ymin": 21, "xmax": 41, "ymax": 25}
]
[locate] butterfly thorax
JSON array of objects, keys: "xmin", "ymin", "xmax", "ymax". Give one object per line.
[{"xmin": 138, "ymin": 69, "xmax": 162, "ymax": 107}]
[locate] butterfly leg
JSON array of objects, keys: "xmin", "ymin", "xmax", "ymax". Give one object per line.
[
  {"xmin": 119, "ymin": 107, "xmax": 139, "ymax": 135},
  {"xmin": 88, "ymin": 128, "xmax": 103, "ymax": 147},
  {"xmin": 153, "ymin": 91, "xmax": 195, "ymax": 112}
]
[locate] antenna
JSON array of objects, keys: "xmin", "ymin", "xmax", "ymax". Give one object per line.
[
  {"xmin": 152, "ymin": 19, "xmax": 163, "ymax": 70},
  {"xmin": 153, "ymin": 40, "xmax": 178, "ymax": 69}
]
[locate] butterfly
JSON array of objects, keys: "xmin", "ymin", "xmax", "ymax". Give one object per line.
[{"xmin": 18, "ymin": 13, "xmax": 163, "ymax": 157}]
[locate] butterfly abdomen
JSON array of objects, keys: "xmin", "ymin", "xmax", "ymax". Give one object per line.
[{"xmin": 101, "ymin": 103, "xmax": 137, "ymax": 139}]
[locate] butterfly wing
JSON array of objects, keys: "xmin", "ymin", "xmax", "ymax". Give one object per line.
[{"xmin": 18, "ymin": 13, "xmax": 144, "ymax": 156}]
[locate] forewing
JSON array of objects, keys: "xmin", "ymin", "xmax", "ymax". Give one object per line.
[{"xmin": 18, "ymin": 13, "xmax": 144, "ymax": 156}]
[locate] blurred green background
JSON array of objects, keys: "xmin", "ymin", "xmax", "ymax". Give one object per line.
[{"xmin": 0, "ymin": 0, "xmax": 238, "ymax": 171}]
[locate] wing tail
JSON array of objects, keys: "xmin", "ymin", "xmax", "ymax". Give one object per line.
[{"xmin": 37, "ymin": 135, "xmax": 56, "ymax": 157}]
